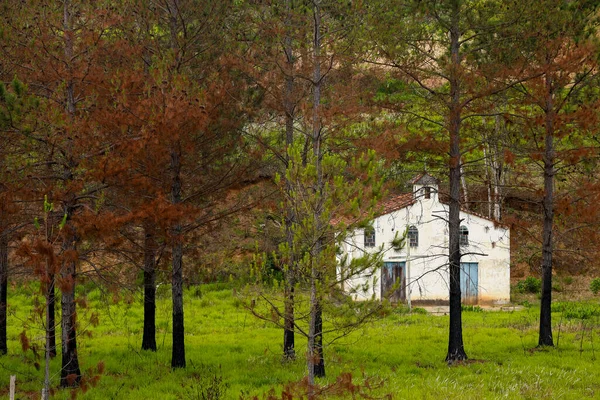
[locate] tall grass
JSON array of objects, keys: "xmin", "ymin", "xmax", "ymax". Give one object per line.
[{"xmin": 0, "ymin": 283, "xmax": 599, "ymax": 399}]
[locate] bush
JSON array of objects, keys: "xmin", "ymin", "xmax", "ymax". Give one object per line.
[
  {"xmin": 590, "ymin": 278, "xmax": 600, "ymax": 295},
  {"xmin": 519, "ymin": 300, "xmax": 532, "ymax": 308},
  {"xmin": 462, "ymin": 305, "xmax": 484, "ymax": 312},
  {"xmin": 563, "ymin": 276, "xmax": 574, "ymax": 285},
  {"xmin": 552, "ymin": 301, "xmax": 600, "ymax": 320},
  {"xmin": 552, "ymin": 282, "xmax": 562, "ymax": 292},
  {"xmin": 516, "ymin": 276, "xmax": 541, "ymax": 294}
]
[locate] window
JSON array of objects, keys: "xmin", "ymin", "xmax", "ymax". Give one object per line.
[
  {"xmin": 459, "ymin": 225, "xmax": 469, "ymax": 247},
  {"xmin": 424, "ymin": 186, "xmax": 431, "ymax": 199},
  {"xmin": 408, "ymin": 226, "xmax": 418, "ymax": 247},
  {"xmin": 364, "ymin": 227, "xmax": 376, "ymax": 248}
]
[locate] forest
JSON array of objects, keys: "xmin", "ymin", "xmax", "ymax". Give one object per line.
[{"xmin": 1, "ymin": 0, "xmax": 600, "ymax": 398}]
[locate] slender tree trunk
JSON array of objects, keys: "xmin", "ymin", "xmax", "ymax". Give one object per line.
[
  {"xmin": 308, "ymin": 0, "xmax": 325, "ymax": 386},
  {"xmin": 142, "ymin": 222, "xmax": 157, "ymax": 351},
  {"xmin": 493, "ymin": 172, "xmax": 502, "ymax": 221},
  {"xmin": 446, "ymin": 0, "xmax": 467, "ymax": 363},
  {"xmin": 42, "ymin": 211, "xmax": 53, "ymax": 398},
  {"xmin": 282, "ymin": 267, "xmax": 295, "ymax": 360},
  {"xmin": 170, "ymin": 145, "xmax": 186, "ymax": 368},
  {"xmin": 47, "ymin": 273, "xmax": 56, "ymax": 358},
  {"xmin": 282, "ymin": 0, "xmax": 296, "ymax": 362},
  {"xmin": 492, "ymin": 113, "xmax": 504, "ymax": 221},
  {"xmin": 539, "ymin": 73, "xmax": 555, "ymax": 347},
  {"xmin": 165, "ymin": 0, "xmax": 186, "ymax": 369},
  {"xmin": 313, "ymin": 300, "xmax": 325, "ymax": 378},
  {"xmin": 0, "ymin": 232, "xmax": 7, "ymax": 355},
  {"xmin": 307, "ymin": 281, "xmax": 317, "ymax": 387},
  {"xmin": 484, "ymin": 145, "xmax": 493, "ymax": 219},
  {"xmin": 42, "ymin": 258, "xmax": 52, "ymax": 399},
  {"xmin": 60, "ymin": 216, "xmax": 81, "ymax": 387},
  {"xmin": 43, "ymin": 210, "xmax": 56, "ymax": 398},
  {"xmin": 60, "ymin": 0, "xmax": 81, "ymax": 386},
  {"xmin": 171, "ymin": 236, "xmax": 185, "ymax": 368},
  {"xmin": 460, "ymin": 159, "xmax": 469, "ymax": 210},
  {"xmin": 45, "ymin": 210, "xmax": 56, "ymax": 358}
]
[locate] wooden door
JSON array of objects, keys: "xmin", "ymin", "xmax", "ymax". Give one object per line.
[
  {"xmin": 460, "ymin": 262, "xmax": 478, "ymax": 305},
  {"xmin": 381, "ymin": 262, "xmax": 406, "ymax": 302}
]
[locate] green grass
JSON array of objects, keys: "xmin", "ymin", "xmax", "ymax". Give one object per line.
[{"xmin": 1, "ymin": 283, "xmax": 600, "ymax": 399}]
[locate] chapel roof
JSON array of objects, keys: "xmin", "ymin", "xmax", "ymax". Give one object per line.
[
  {"xmin": 409, "ymin": 172, "xmax": 439, "ymax": 186},
  {"xmin": 380, "ymin": 193, "xmax": 415, "ymax": 215},
  {"xmin": 375, "ymin": 174, "xmax": 507, "ymax": 227}
]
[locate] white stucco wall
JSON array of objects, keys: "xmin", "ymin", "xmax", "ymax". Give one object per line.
[{"xmin": 339, "ymin": 183, "xmax": 511, "ymax": 305}]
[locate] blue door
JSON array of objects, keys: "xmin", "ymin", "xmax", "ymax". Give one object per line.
[
  {"xmin": 460, "ymin": 262, "xmax": 478, "ymax": 304},
  {"xmin": 381, "ymin": 262, "xmax": 406, "ymax": 302}
]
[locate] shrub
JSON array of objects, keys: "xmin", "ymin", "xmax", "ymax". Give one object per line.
[
  {"xmin": 563, "ymin": 276, "xmax": 574, "ymax": 285},
  {"xmin": 552, "ymin": 282, "xmax": 562, "ymax": 292},
  {"xmin": 461, "ymin": 305, "xmax": 484, "ymax": 312},
  {"xmin": 519, "ymin": 300, "xmax": 532, "ymax": 308},
  {"xmin": 552, "ymin": 301, "xmax": 600, "ymax": 320},
  {"xmin": 590, "ymin": 278, "xmax": 600, "ymax": 295},
  {"xmin": 392, "ymin": 304, "xmax": 411, "ymax": 315},
  {"xmin": 516, "ymin": 276, "xmax": 541, "ymax": 294}
]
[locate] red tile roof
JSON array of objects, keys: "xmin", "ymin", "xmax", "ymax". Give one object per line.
[
  {"xmin": 380, "ymin": 193, "xmax": 415, "ymax": 215},
  {"xmin": 377, "ymin": 193, "xmax": 506, "ymax": 227}
]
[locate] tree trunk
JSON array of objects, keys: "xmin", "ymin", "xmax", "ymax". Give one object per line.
[
  {"xmin": 60, "ymin": 224, "xmax": 81, "ymax": 387},
  {"xmin": 484, "ymin": 145, "xmax": 493, "ymax": 219},
  {"xmin": 460, "ymin": 158, "xmax": 469, "ymax": 210},
  {"xmin": 446, "ymin": 0, "xmax": 467, "ymax": 363},
  {"xmin": 283, "ymin": 276, "xmax": 295, "ymax": 360},
  {"xmin": 307, "ymin": 0, "xmax": 325, "ymax": 386},
  {"xmin": 492, "ymin": 113, "xmax": 504, "ymax": 221},
  {"xmin": 47, "ymin": 272, "xmax": 56, "ymax": 358},
  {"xmin": 60, "ymin": 1, "xmax": 81, "ymax": 386},
  {"xmin": 0, "ymin": 232, "xmax": 7, "ymax": 355},
  {"xmin": 170, "ymin": 145, "xmax": 186, "ymax": 368},
  {"xmin": 313, "ymin": 301, "xmax": 325, "ymax": 378},
  {"xmin": 165, "ymin": 0, "xmax": 186, "ymax": 369},
  {"xmin": 45, "ymin": 209, "xmax": 56, "ymax": 358},
  {"xmin": 282, "ymin": 0, "xmax": 296, "ymax": 362},
  {"xmin": 142, "ymin": 222, "xmax": 157, "ymax": 351},
  {"xmin": 42, "ymin": 263, "xmax": 52, "ymax": 399},
  {"xmin": 171, "ymin": 237, "xmax": 185, "ymax": 368},
  {"xmin": 538, "ymin": 73, "xmax": 555, "ymax": 347},
  {"xmin": 307, "ymin": 276, "xmax": 323, "ymax": 386}
]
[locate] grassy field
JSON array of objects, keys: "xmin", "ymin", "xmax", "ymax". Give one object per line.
[{"xmin": 1, "ymin": 283, "xmax": 599, "ymax": 399}]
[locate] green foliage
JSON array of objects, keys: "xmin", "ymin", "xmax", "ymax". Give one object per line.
[
  {"xmin": 563, "ymin": 276, "xmax": 574, "ymax": 285},
  {"xmin": 183, "ymin": 365, "xmax": 229, "ymax": 400},
  {"xmin": 515, "ymin": 276, "xmax": 542, "ymax": 294},
  {"xmin": 552, "ymin": 301, "xmax": 600, "ymax": 320},
  {"xmin": 261, "ymin": 253, "xmax": 283, "ymax": 285},
  {"xmin": 59, "ymin": 213, "xmax": 68, "ymax": 230},
  {"xmin": 11, "ymin": 76, "xmax": 24, "ymax": 97},
  {"xmin": 43, "ymin": 195, "xmax": 51, "ymax": 215},
  {"xmin": 390, "ymin": 303, "xmax": 412, "ymax": 315},
  {"xmin": 461, "ymin": 305, "xmax": 484, "ymax": 312},
  {"xmin": 391, "ymin": 304, "xmax": 428, "ymax": 315},
  {"xmin": 519, "ymin": 300, "xmax": 533, "ymax": 308},
  {"xmin": 390, "ymin": 231, "xmax": 407, "ymax": 253},
  {"xmin": 590, "ymin": 278, "xmax": 600, "ymax": 295},
  {"xmin": 552, "ymin": 282, "xmax": 563, "ymax": 292},
  {"xmin": 250, "ymin": 137, "xmax": 387, "ymax": 351}
]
